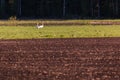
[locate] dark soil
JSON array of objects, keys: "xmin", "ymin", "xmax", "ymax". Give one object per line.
[{"xmin": 0, "ymin": 38, "xmax": 120, "ymax": 80}]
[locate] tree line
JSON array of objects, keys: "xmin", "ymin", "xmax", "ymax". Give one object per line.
[{"xmin": 0, "ymin": 0, "xmax": 120, "ymax": 19}]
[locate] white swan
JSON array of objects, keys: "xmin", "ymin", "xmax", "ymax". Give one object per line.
[{"xmin": 36, "ymin": 23, "xmax": 44, "ymax": 29}]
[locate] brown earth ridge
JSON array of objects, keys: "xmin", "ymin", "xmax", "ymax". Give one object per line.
[
  {"xmin": 0, "ymin": 20, "xmax": 120, "ymax": 26},
  {"xmin": 0, "ymin": 38, "xmax": 120, "ymax": 80}
]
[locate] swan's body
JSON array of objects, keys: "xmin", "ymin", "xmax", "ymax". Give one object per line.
[{"xmin": 36, "ymin": 23, "xmax": 44, "ymax": 29}]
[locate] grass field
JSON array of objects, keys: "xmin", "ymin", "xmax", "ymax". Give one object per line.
[{"xmin": 0, "ymin": 25, "xmax": 120, "ymax": 39}]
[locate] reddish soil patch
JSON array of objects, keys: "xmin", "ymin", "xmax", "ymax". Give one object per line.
[{"xmin": 0, "ymin": 38, "xmax": 120, "ymax": 80}]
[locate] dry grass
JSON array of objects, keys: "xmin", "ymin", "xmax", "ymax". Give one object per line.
[{"xmin": 0, "ymin": 19, "xmax": 120, "ymax": 26}]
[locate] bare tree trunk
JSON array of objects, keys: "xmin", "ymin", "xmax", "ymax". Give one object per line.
[
  {"xmin": 90, "ymin": 0, "xmax": 94, "ymax": 17},
  {"xmin": 0, "ymin": 0, "xmax": 5, "ymax": 16},
  {"xmin": 18, "ymin": 0, "xmax": 22, "ymax": 16},
  {"xmin": 98, "ymin": 0, "xmax": 100, "ymax": 18},
  {"xmin": 63, "ymin": 0, "xmax": 66, "ymax": 16},
  {"xmin": 111, "ymin": 0, "xmax": 115, "ymax": 17},
  {"xmin": 115, "ymin": 0, "xmax": 118, "ymax": 16}
]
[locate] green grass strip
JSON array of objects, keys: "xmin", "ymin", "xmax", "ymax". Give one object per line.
[{"xmin": 0, "ymin": 25, "xmax": 120, "ymax": 39}]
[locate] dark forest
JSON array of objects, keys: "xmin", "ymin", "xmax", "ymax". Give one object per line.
[{"xmin": 0, "ymin": 0, "xmax": 120, "ymax": 19}]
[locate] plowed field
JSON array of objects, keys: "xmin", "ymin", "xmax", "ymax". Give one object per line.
[{"xmin": 0, "ymin": 38, "xmax": 120, "ymax": 80}]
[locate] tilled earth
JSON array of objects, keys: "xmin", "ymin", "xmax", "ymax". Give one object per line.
[{"xmin": 0, "ymin": 38, "xmax": 120, "ymax": 80}]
